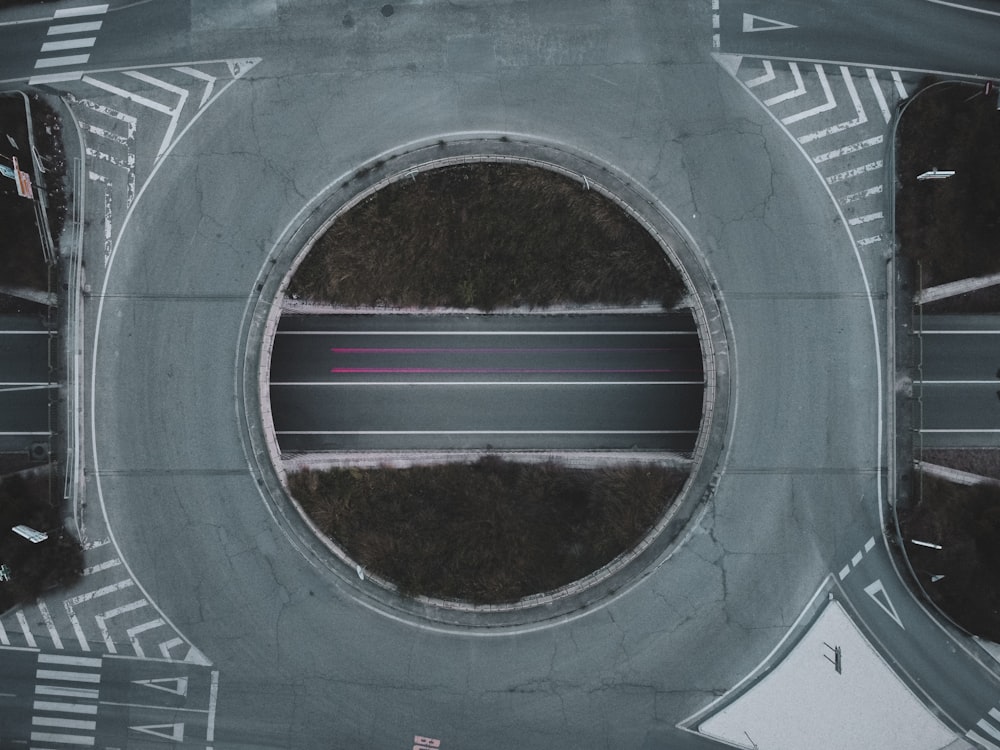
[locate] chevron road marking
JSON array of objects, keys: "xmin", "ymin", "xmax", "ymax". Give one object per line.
[
  {"xmin": 764, "ymin": 61, "xmax": 804, "ymax": 106},
  {"xmin": 798, "ymin": 66, "xmax": 867, "ymax": 142}
]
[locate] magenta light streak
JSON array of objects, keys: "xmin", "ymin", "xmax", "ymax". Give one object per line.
[{"xmin": 330, "ymin": 367, "xmax": 695, "ymax": 374}]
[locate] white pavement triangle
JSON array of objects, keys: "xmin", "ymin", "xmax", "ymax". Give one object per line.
[
  {"xmin": 863, "ymin": 579, "xmax": 904, "ymax": 629},
  {"xmin": 131, "ymin": 722, "xmax": 185, "ymax": 741},
  {"xmin": 742, "ymin": 13, "xmax": 798, "ymax": 33}
]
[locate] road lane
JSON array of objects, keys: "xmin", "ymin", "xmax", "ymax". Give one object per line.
[{"xmin": 269, "ymin": 313, "xmax": 705, "ymax": 452}]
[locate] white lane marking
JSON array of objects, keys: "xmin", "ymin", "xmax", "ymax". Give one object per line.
[
  {"xmin": 207, "ymin": 670, "xmax": 219, "ymax": 743},
  {"xmin": 30, "ymin": 731, "xmax": 95, "ymax": 746},
  {"xmin": 864, "ymin": 537, "xmax": 876, "ymax": 552},
  {"xmin": 842, "ymin": 185, "xmax": 883, "ymax": 203},
  {"xmin": 81, "ymin": 75, "xmax": 172, "ymax": 114},
  {"xmin": 36, "ymin": 670, "xmax": 101, "ymax": 683},
  {"xmin": 158, "ymin": 637, "xmax": 183, "ymax": 659},
  {"xmin": 826, "ymin": 160, "xmax": 882, "ymax": 185},
  {"xmin": 781, "ymin": 64, "xmax": 834, "ymax": 124},
  {"xmin": 34, "ymin": 54, "xmax": 90, "ymax": 69},
  {"xmin": 892, "ymin": 70, "xmax": 908, "ymax": 98},
  {"xmin": 713, "ymin": 13, "xmax": 719, "ymax": 29},
  {"xmin": 82, "ymin": 538, "xmax": 110, "ymax": 551},
  {"xmin": 40, "ymin": 37, "xmax": 96, "ymax": 52},
  {"xmin": 39, "ymin": 650, "xmax": 102, "ymax": 666},
  {"xmin": 0, "ymin": 432, "xmax": 50, "ymax": 436},
  {"xmin": 276, "ymin": 430, "xmax": 700, "ymax": 435},
  {"xmin": 33, "ymin": 716, "xmax": 97, "ymax": 731},
  {"xmin": 65, "ymin": 578, "xmax": 135, "ymax": 651},
  {"xmin": 813, "ymin": 135, "xmax": 883, "ymax": 164},
  {"xmin": 82, "ymin": 558, "xmax": 121, "ymax": 576},
  {"xmin": 122, "ymin": 71, "xmax": 190, "ymax": 158},
  {"xmin": 863, "ymin": 579, "xmax": 904, "ymax": 629},
  {"xmin": 742, "ymin": 13, "xmax": 797, "ymax": 32},
  {"xmin": 919, "ymin": 330, "xmax": 1000, "ymax": 334},
  {"xmin": 851, "ymin": 551, "xmax": 863, "ymax": 567},
  {"xmin": 0, "ymin": 618, "xmax": 8, "ymax": 646},
  {"xmin": 127, "ymin": 619, "xmax": 165, "ymax": 658},
  {"xmin": 35, "ymin": 685, "xmax": 99, "ymax": 700},
  {"xmin": 867, "ymin": 68, "xmax": 892, "ymax": 122},
  {"xmin": 0, "ymin": 329, "xmax": 49, "ymax": 334},
  {"xmin": 838, "ymin": 565, "xmax": 850, "ymax": 580},
  {"xmin": 979, "ymin": 718, "xmax": 1000, "ymax": 741},
  {"xmin": 33, "ymin": 700, "xmax": 99, "ymax": 714},
  {"xmin": 990, "ymin": 709, "xmax": 1000, "ymax": 722},
  {"xmin": 48, "ymin": 20, "xmax": 103, "ymax": 35},
  {"xmin": 968, "ymin": 730, "xmax": 1000, "ymax": 750},
  {"xmin": 271, "ymin": 381, "xmax": 705, "ymax": 387},
  {"xmin": 16, "ymin": 610, "xmax": 37, "ymax": 648},
  {"xmin": 798, "ymin": 66, "xmax": 868, "ymax": 142},
  {"xmin": 54, "ymin": 4, "xmax": 109, "ymax": 18},
  {"xmin": 921, "ymin": 429, "xmax": 1000, "ymax": 433},
  {"xmin": 764, "ymin": 61, "xmax": 805, "ymax": 106},
  {"xmin": 915, "ymin": 380, "xmax": 1000, "ymax": 385},
  {"xmin": 848, "ymin": 212, "xmax": 884, "ymax": 226},
  {"xmin": 924, "ymin": 0, "xmax": 1000, "ymax": 17},
  {"xmin": 174, "ymin": 65, "xmax": 217, "ymax": 107},
  {"xmin": 746, "ymin": 59, "xmax": 775, "ymax": 88},
  {"xmin": 95, "ymin": 599, "xmax": 147, "ymax": 653},
  {"xmin": 37, "ymin": 601, "xmax": 63, "ymax": 650}
]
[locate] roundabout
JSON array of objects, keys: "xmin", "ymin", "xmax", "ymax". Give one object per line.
[{"xmin": 59, "ymin": 2, "xmax": 985, "ymax": 747}]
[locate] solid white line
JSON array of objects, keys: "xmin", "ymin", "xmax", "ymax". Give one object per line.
[
  {"xmin": 813, "ymin": 135, "xmax": 883, "ymax": 164},
  {"xmin": 159, "ymin": 637, "xmax": 183, "ymax": 659},
  {"xmin": 764, "ymin": 61, "xmax": 805, "ymax": 106},
  {"xmin": 0, "ymin": 329, "xmax": 48, "ymax": 334},
  {"xmin": 127, "ymin": 618, "xmax": 165, "ymax": 658},
  {"xmin": 33, "ymin": 715, "xmax": 97, "ymax": 731},
  {"xmin": 39, "ymin": 647, "xmax": 101, "ymax": 665},
  {"xmin": 48, "ymin": 21, "xmax": 103, "ymax": 35},
  {"xmin": 746, "ymin": 59, "xmax": 775, "ymax": 88},
  {"xmin": 17, "ymin": 610, "xmax": 37, "ymax": 648},
  {"xmin": 278, "ymin": 330, "xmax": 695, "ymax": 336},
  {"xmin": 124, "ymin": 69, "xmax": 186, "ymax": 95},
  {"xmin": 34, "ymin": 54, "xmax": 90, "ymax": 69},
  {"xmin": 924, "ymin": 0, "xmax": 1000, "ymax": 17},
  {"xmin": 276, "ymin": 430, "xmax": 699, "ymax": 435},
  {"xmin": 781, "ymin": 64, "xmax": 834, "ymax": 123},
  {"xmin": 207, "ymin": 670, "xmax": 219, "ymax": 742},
  {"xmin": 96, "ymin": 599, "xmax": 147, "ymax": 653},
  {"xmin": 54, "ymin": 4, "xmax": 109, "ymax": 18},
  {"xmin": 0, "ymin": 618, "xmax": 8, "ymax": 646},
  {"xmin": 37, "ymin": 602, "xmax": 63, "ymax": 650},
  {"xmin": 67, "ymin": 579, "xmax": 134, "ymax": 605},
  {"xmin": 867, "ymin": 68, "xmax": 892, "ymax": 123},
  {"xmin": 979, "ymin": 718, "xmax": 1000, "ymax": 742},
  {"xmin": 971, "ymin": 729, "xmax": 1000, "ymax": 750},
  {"xmin": 40, "ymin": 37, "xmax": 95, "ymax": 52},
  {"xmin": 36, "ymin": 669, "xmax": 101, "ymax": 684},
  {"xmin": 848, "ymin": 211, "xmax": 884, "ymax": 226},
  {"xmin": 35, "ymin": 685, "xmax": 99, "ymax": 700},
  {"xmin": 892, "ymin": 70, "xmax": 908, "ymax": 98},
  {"xmin": 919, "ymin": 330, "xmax": 1000, "ymax": 334},
  {"xmin": 270, "ymin": 381, "xmax": 704, "ymax": 387},
  {"xmin": 30, "ymin": 730, "xmax": 95, "ymax": 746},
  {"xmin": 174, "ymin": 65, "xmax": 216, "ymax": 107},
  {"xmin": 81, "ymin": 75, "xmax": 172, "ymax": 114},
  {"xmin": 915, "ymin": 380, "xmax": 998, "ymax": 385},
  {"xmin": 0, "ymin": 432, "xmax": 50, "ymax": 436},
  {"xmin": 33, "ymin": 700, "xmax": 99, "ymax": 714},
  {"xmin": 920, "ymin": 429, "xmax": 1000, "ymax": 433},
  {"xmin": 798, "ymin": 66, "xmax": 867, "ymax": 142}
]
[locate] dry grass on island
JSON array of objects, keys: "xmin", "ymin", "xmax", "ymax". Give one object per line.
[
  {"xmin": 291, "ymin": 458, "xmax": 688, "ymax": 604},
  {"xmin": 289, "ymin": 163, "xmax": 685, "ymax": 311}
]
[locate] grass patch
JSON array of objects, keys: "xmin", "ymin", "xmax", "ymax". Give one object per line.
[
  {"xmin": 900, "ymin": 473, "xmax": 1000, "ymax": 640},
  {"xmin": 289, "ymin": 163, "xmax": 686, "ymax": 311},
  {"xmin": 290, "ymin": 457, "xmax": 687, "ymax": 603},
  {"xmin": 896, "ymin": 78, "xmax": 1000, "ymax": 288},
  {"xmin": 0, "ymin": 475, "xmax": 83, "ymax": 612}
]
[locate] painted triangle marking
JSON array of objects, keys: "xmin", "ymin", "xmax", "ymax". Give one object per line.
[
  {"xmin": 131, "ymin": 722, "xmax": 185, "ymax": 741},
  {"xmin": 863, "ymin": 579, "xmax": 905, "ymax": 629},
  {"xmin": 713, "ymin": 53, "xmax": 743, "ymax": 77},
  {"xmin": 742, "ymin": 13, "xmax": 798, "ymax": 32},
  {"xmin": 133, "ymin": 676, "xmax": 188, "ymax": 697},
  {"xmin": 227, "ymin": 57, "xmax": 261, "ymax": 79}
]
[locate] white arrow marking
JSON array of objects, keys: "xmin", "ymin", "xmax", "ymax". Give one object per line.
[
  {"xmin": 743, "ymin": 13, "xmax": 798, "ymax": 32},
  {"xmin": 131, "ymin": 722, "xmax": 185, "ymax": 741},
  {"xmin": 864, "ymin": 579, "xmax": 904, "ymax": 629},
  {"xmin": 133, "ymin": 676, "xmax": 188, "ymax": 697}
]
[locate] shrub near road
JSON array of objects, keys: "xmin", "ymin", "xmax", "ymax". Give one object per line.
[
  {"xmin": 292, "ymin": 458, "xmax": 687, "ymax": 603},
  {"xmin": 290, "ymin": 163, "xmax": 686, "ymax": 311}
]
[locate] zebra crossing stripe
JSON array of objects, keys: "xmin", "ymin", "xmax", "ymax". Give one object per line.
[
  {"xmin": 33, "ymin": 700, "xmax": 98, "ymax": 714},
  {"xmin": 35, "ymin": 54, "xmax": 90, "ymax": 69},
  {"xmin": 969, "ymin": 729, "xmax": 1000, "ymax": 750},
  {"xmin": 866, "ymin": 68, "xmax": 892, "ymax": 123},
  {"xmin": 35, "ymin": 685, "xmax": 99, "ymax": 700},
  {"xmin": 37, "ymin": 601, "xmax": 64, "ymax": 650},
  {"xmin": 36, "ymin": 669, "xmax": 101, "ymax": 683},
  {"xmin": 16, "ymin": 610, "xmax": 37, "ymax": 648},
  {"xmin": 30, "ymin": 730, "xmax": 96, "ymax": 746},
  {"xmin": 48, "ymin": 21, "xmax": 103, "ymax": 35},
  {"xmin": 54, "ymin": 4, "xmax": 108, "ymax": 18},
  {"xmin": 980, "ymin": 718, "xmax": 1000, "ymax": 742},
  {"xmin": 38, "ymin": 653, "xmax": 101, "ymax": 668},
  {"xmin": 40, "ymin": 37, "xmax": 96, "ymax": 52}
]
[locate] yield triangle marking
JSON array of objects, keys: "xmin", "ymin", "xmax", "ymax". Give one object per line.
[
  {"xmin": 227, "ymin": 58, "xmax": 261, "ymax": 79},
  {"xmin": 131, "ymin": 722, "xmax": 185, "ymax": 741},
  {"xmin": 713, "ymin": 53, "xmax": 743, "ymax": 77},
  {"xmin": 133, "ymin": 676, "xmax": 188, "ymax": 697},
  {"xmin": 742, "ymin": 13, "xmax": 798, "ymax": 32},
  {"xmin": 863, "ymin": 579, "xmax": 904, "ymax": 629},
  {"xmin": 184, "ymin": 644, "xmax": 211, "ymax": 666}
]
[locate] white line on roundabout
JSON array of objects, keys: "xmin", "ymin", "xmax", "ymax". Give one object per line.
[{"xmin": 923, "ymin": 0, "xmax": 1000, "ymax": 17}]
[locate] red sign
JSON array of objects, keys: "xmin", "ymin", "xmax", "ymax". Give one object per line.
[{"xmin": 11, "ymin": 156, "xmax": 32, "ymax": 199}]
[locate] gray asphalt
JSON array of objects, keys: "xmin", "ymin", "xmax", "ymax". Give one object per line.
[
  {"xmin": 1, "ymin": 0, "xmax": 997, "ymax": 749},
  {"xmin": 270, "ymin": 312, "xmax": 704, "ymax": 452},
  {"xmin": 918, "ymin": 314, "xmax": 1000, "ymax": 447}
]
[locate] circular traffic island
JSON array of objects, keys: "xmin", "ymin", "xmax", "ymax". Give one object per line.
[{"xmin": 269, "ymin": 157, "xmax": 715, "ymax": 609}]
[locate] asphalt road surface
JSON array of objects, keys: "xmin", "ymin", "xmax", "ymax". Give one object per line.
[
  {"xmin": 270, "ymin": 312, "xmax": 704, "ymax": 452},
  {"xmin": 917, "ymin": 314, "xmax": 1000, "ymax": 448},
  {"xmin": 0, "ymin": 1, "xmax": 998, "ymax": 749}
]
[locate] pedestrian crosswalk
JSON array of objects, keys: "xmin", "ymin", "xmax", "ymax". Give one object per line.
[
  {"xmin": 714, "ymin": 54, "xmax": 916, "ymax": 257},
  {"xmin": 31, "ymin": 652, "xmax": 101, "ymax": 748},
  {"xmin": 968, "ymin": 704, "xmax": 1000, "ymax": 750},
  {"xmin": 0, "ymin": 538, "xmax": 209, "ymax": 665},
  {"xmin": 29, "ymin": 3, "xmax": 109, "ymax": 85}
]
